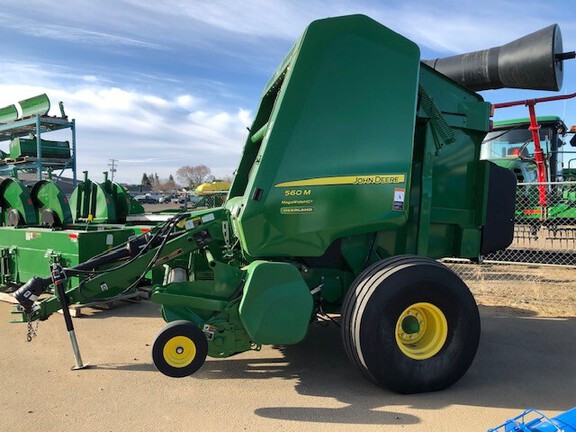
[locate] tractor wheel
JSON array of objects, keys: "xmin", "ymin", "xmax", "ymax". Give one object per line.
[
  {"xmin": 341, "ymin": 256, "xmax": 480, "ymax": 394},
  {"xmin": 152, "ymin": 320, "xmax": 208, "ymax": 378}
]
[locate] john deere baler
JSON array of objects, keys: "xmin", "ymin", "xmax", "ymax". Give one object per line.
[{"xmin": 11, "ymin": 15, "xmax": 573, "ymax": 394}]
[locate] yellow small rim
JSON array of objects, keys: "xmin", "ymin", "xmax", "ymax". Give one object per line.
[
  {"xmin": 395, "ymin": 302, "xmax": 448, "ymax": 360},
  {"xmin": 163, "ymin": 336, "xmax": 197, "ymax": 368}
]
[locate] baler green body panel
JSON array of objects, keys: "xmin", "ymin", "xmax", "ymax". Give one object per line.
[
  {"xmin": 239, "ymin": 261, "xmax": 313, "ymax": 344},
  {"xmin": 228, "ymin": 15, "xmax": 419, "ymax": 258},
  {"xmin": 227, "ymin": 15, "xmax": 492, "ymax": 262},
  {"xmin": 395, "ymin": 67, "xmax": 492, "ymax": 259}
]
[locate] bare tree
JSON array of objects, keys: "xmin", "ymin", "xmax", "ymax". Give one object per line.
[
  {"xmin": 157, "ymin": 174, "xmax": 178, "ymax": 192},
  {"xmin": 176, "ymin": 165, "xmax": 214, "ymax": 188},
  {"xmin": 221, "ymin": 174, "xmax": 234, "ymax": 184}
]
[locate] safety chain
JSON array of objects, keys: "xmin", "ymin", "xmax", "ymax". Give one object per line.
[{"xmin": 26, "ymin": 313, "xmax": 39, "ymax": 342}]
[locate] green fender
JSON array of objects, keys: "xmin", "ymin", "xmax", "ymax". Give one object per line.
[{"xmin": 239, "ymin": 261, "xmax": 313, "ymax": 345}]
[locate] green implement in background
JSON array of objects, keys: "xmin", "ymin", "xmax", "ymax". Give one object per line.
[
  {"xmin": 9, "ymin": 138, "xmax": 71, "ymax": 160},
  {"xmin": 18, "ymin": 93, "xmax": 50, "ymax": 118},
  {"xmin": 0, "ymin": 177, "xmax": 38, "ymax": 227},
  {"xmin": 0, "ymin": 104, "xmax": 18, "ymax": 124}
]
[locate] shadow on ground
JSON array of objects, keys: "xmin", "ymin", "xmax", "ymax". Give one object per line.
[
  {"xmin": 77, "ymin": 297, "xmax": 161, "ymax": 319},
  {"xmin": 194, "ymin": 306, "xmax": 576, "ymax": 422},
  {"xmin": 88, "ymin": 302, "xmax": 576, "ymax": 425}
]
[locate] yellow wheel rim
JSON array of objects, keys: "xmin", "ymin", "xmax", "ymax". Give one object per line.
[
  {"xmin": 395, "ymin": 302, "xmax": 448, "ymax": 360},
  {"xmin": 163, "ymin": 336, "xmax": 197, "ymax": 368}
]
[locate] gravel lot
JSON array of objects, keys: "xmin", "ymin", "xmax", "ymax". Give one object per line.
[
  {"xmin": 1, "ymin": 295, "xmax": 576, "ymax": 431},
  {"xmin": 1, "ymin": 204, "xmax": 575, "ymax": 431}
]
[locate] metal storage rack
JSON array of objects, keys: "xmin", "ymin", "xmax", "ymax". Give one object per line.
[{"xmin": 0, "ymin": 94, "xmax": 77, "ymax": 185}]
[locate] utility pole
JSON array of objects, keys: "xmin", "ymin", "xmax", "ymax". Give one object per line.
[{"xmin": 108, "ymin": 159, "xmax": 117, "ymax": 182}]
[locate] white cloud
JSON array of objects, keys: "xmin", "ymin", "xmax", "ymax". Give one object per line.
[
  {"xmin": 238, "ymin": 109, "xmax": 251, "ymax": 126},
  {"xmin": 1, "ymin": 0, "xmax": 576, "ymax": 184},
  {"xmin": 82, "ymin": 75, "xmax": 99, "ymax": 83},
  {"xmin": 0, "ymin": 12, "xmax": 164, "ymax": 50},
  {"xmin": 176, "ymin": 95, "xmax": 201, "ymax": 109},
  {"xmin": 0, "ymin": 80, "xmax": 252, "ymax": 183},
  {"xmin": 1, "ymin": 0, "xmax": 573, "ymax": 56}
]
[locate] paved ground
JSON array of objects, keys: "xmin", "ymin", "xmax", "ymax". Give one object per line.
[{"xmin": 1, "ymin": 299, "xmax": 575, "ymax": 432}]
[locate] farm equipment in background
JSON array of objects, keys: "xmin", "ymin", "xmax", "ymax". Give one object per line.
[
  {"xmin": 9, "ymin": 15, "xmax": 576, "ymax": 394},
  {"xmin": 193, "ymin": 180, "xmax": 230, "ymax": 209},
  {"xmin": 0, "ymin": 93, "xmax": 77, "ymax": 183},
  {"xmin": 481, "ymin": 116, "xmax": 572, "ymax": 186},
  {"xmin": 0, "ymin": 170, "xmax": 150, "ymax": 289},
  {"xmin": 489, "ymin": 408, "xmax": 576, "ymax": 432},
  {"xmin": 68, "ymin": 171, "xmax": 145, "ymax": 224},
  {"xmin": 481, "ymin": 95, "xmax": 576, "ymax": 243}
]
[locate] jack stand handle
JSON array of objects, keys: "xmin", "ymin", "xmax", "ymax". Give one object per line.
[{"xmin": 55, "ymin": 283, "xmax": 89, "ymax": 370}]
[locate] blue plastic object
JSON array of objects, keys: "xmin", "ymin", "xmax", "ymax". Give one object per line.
[{"xmin": 488, "ymin": 408, "xmax": 576, "ymax": 432}]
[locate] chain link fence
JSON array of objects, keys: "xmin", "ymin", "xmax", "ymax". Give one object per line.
[
  {"xmin": 444, "ymin": 181, "xmax": 576, "ymax": 316},
  {"xmin": 186, "ymin": 193, "xmax": 227, "ymax": 210},
  {"xmin": 487, "ymin": 180, "xmax": 576, "ymax": 265}
]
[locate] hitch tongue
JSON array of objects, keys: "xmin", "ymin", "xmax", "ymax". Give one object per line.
[{"xmin": 12, "ymin": 276, "xmax": 50, "ymax": 312}]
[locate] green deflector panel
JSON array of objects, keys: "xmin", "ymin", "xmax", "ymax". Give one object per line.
[
  {"xmin": 31, "ymin": 180, "xmax": 73, "ymax": 227},
  {"xmin": 107, "ymin": 181, "xmax": 144, "ymax": 222},
  {"xmin": 0, "ymin": 178, "xmax": 38, "ymax": 226}
]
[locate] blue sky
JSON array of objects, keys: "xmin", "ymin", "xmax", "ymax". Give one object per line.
[{"xmin": 1, "ymin": 0, "xmax": 576, "ymax": 184}]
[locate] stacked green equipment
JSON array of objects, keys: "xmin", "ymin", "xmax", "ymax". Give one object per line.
[
  {"xmin": 12, "ymin": 15, "xmax": 573, "ymax": 394},
  {"xmin": 0, "ymin": 174, "xmax": 145, "ymax": 288},
  {"xmin": 9, "ymin": 137, "xmax": 71, "ymax": 159}
]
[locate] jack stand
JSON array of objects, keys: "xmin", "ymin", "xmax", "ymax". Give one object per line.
[{"xmin": 55, "ymin": 282, "xmax": 89, "ymax": 370}]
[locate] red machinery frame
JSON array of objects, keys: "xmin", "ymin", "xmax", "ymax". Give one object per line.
[{"xmin": 492, "ymin": 92, "xmax": 576, "ymax": 207}]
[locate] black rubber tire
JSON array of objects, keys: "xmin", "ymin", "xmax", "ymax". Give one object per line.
[
  {"xmin": 152, "ymin": 320, "xmax": 208, "ymax": 378},
  {"xmin": 341, "ymin": 255, "xmax": 480, "ymax": 394}
]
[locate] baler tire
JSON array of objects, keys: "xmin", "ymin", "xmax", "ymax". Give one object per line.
[
  {"xmin": 341, "ymin": 256, "xmax": 480, "ymax": 394},
  {"xmin": 152, "ymin": 320, "xmax": 208, "ymax": 378},
  {"xmin": 341, "ymin": 255, "xmax": 430, "ymax": 383}
]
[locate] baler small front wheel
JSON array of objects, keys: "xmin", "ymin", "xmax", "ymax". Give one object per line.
[
  {"xmin": 152, "ymin": 320, "xmax": 208, "ymax": 378},
  {"xmin": 341, "ymin": 256, "xmax": 480, "ymax": 394}
]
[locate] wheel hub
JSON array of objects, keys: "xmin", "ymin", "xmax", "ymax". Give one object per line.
[
  {"xmin": 395, "ymin": 302, "xmax": 448, "ymax": 360},
  {"xmin": 163, "ymin": 336, "xmax": 197, "ymax": 368},
  {"xmin": 400, "ymin": 314, "xmax": 420, "ymax": 335}
]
